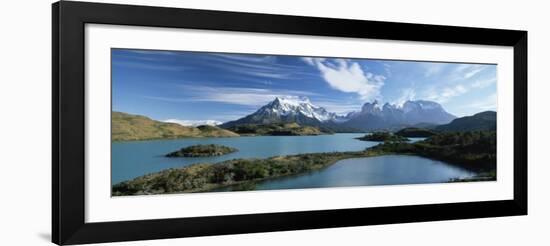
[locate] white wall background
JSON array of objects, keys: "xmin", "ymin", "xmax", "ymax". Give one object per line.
[{"xmin": 0, "ymin": 0, "xmax": 547, "ymax": 245}]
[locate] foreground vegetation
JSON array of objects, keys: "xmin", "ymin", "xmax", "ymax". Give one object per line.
[
  {"xmin": 369, "ymin": 131, "xmax": 496, "ymax": 172},
  {"xmin": 112, "ymin": 150, "xmax": 376, "ymax": 195},
  {"xmin": 112, "ymin": 112, "xmax": 239, "ymax": 141},
  {"xmin": 166, "ymin": 144, "xmax": 238, "ymax": 157},
  {"xmin": 225, "ymin": 122, "xmax": 327, "ymax": 136},
  {"xmin": 355, "ymin": 132, "xmax": 409, "ymax": 142},
  {"xmin": 395, "ymin": 127, "xmax": 437, "ymax": 137}
]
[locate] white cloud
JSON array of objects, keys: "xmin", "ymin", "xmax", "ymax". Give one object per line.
[
  {"xmin": 453, "ymin": 64, "xmax": 488, "ymax": 80},
  {"xmin": 382, "ymin": 63, "xmax": 392, "ymax": 77},
  {"xmin": 302, "ymin": 58, "xmax": 384, "ymax": 101},
  {"xmin": 427, "ymin": 84, "xmax": 468, "ymax": 103},
  {"xmin": 186, "ymin": 86, "xmax": 319, "ymax": 106},
  {"xmin": 426, "ymin": 76, "xmax": 496, "ymax": 104},
  {"xmin": 315, "ymin": 101, "xmax": 362, "ymax": 115},
  {"xmin": 394, "ymin": 88, "xmax": 416, "ymax": 107},
  {"xmin": 423, "ymin": 63, "xmax": 446, "ymax": 77},
  {"xmin": 424, "ymin": 63, "xmax": 488, "ymax": 80},
  {"xmin": 146, "ymin": 85, "xmax": 319, "ymax": 107},
  {"xmin": 471, "ymin": 77, "xmax": 497, "ymax": 88},
  {"xmin": 302, "ymin": 57, "xmax": 325, "ymax": 66},
  {"xmin": 207, "ymin": 53, "xmax": 300, "ymax": 79},
  {"xmin": 465, "ymin": 93, "xmax": 497, "ymax": 111},
  {"xmin": 163, "ymin": 119, "xmax": 223, "ymax": 126},
  {"xmin": 464, "ymin": 67, "xmax": 485, "ymax": 79},
  {"xmin": 209, "ymin": 53, "xmax": 273, "ymax": 63}
]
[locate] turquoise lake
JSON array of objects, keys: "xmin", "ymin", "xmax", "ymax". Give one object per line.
[
  {"xmin": 218, "ymin": 155, "xmax": 475, "ymax": 191},
  {"xmin": 111, "ymin": 134, "xmax": 474, "ymax": 188}
]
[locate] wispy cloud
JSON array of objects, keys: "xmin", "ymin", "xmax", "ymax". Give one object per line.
[
  {"xmin": 302, "ymin": 58, "xmax": 385, "ymax": 101},
  {"xmin": 471, "ymin": 77, "xmax": 497, "ymax": 88},
  {"xmin": 315, "ymin": 101, "xmax": 362, "ymax": 115},
  {"xmin": 394, "ymin": 88, "xmax": 417, "ymax": 107},
  {"xmin": 423, "ymin": 63, "xmax": 446, "ymax": 77},
  {"xmin": 209, "ymin": 53, "xmax": 275, "ymax": 63},
  {"xmin": 427, "ymin": 84, "xmax": 467, "ymax": 103},
  {"xmin": 423, "ymin": 63, "xmax": 488, "ymax": 81},
  {"xmin": 422, "ymin": 62, "xmax": 495, "ymax": 104},
  {"xmin": 464, "ymin": 92, "xmax": 497, "ymax": 111},
  {"xmin": 142, "ymin": 96, "xmax": 189, "ymax": 103},
  {"xmin": 426, "ymin": 76, "xmax": 496, "ymax": 103},
  {"xmin": 464, "ymin": 67, "xmax": 485, "ymax": 79},
  {"xmin": 163, "ymin": 119, "xmax": 222, "ymax": 126},
  {"xmin": 453, "ymin": 64, "xmax": 487, "ymax": 80},
  {"xmin": 125, "ymin": 50, "xmax": 178, "ymax": 56},
  {"xmin": 382, "ymin": 63, "xmax": 392, "ymax": 77},
  {"xmin": 205, "ymin": 53, "xmax": 307, "ymax": 80},
  {"xmin": 112, "ymin": 61, "xmax": 190, "ymax": 71},
  {"xmin": 145, "ymin": 84, "xmax": 320, "ymax": 107}
]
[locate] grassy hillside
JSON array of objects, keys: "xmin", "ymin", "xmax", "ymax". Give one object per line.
[
  {"xmin": 436, "ymin": 111, "xmax": 496, "ymax": 132},
  {"xmin": 112, "ymin": 112, "xmax": 239, "ymax": 141},
  {"xmin": 225, "ymin": 123, "xmax": 326, "ymax": 136}
]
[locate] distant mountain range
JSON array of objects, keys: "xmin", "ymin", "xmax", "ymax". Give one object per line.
[
  {"xmin": 221, "ymin": 97, "xmax": 457, "ymax": 132},
  {"xmin": 113, "ymin": 98, "xmax": 496, "ymax": 141},
  {"xmin": 342, "ymin": 100, "xmax": 456, "ymax": 131}
]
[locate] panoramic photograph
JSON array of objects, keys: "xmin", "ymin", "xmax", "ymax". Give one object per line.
[{"xmin": 111, "ymin": 48, "xmax": 497, "ymax": 196}]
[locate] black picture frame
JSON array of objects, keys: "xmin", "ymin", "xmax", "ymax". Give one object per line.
[{"xmin": 52, "ymin": 1, "xmax": 527, "ymax": 245}]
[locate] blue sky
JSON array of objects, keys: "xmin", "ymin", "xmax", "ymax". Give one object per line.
[{"xmin": 112, "ymin": 49, "xmax": 497, "ymax": 125}]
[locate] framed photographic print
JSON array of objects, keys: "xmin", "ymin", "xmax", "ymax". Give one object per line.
[{"xmin": 52, "ymin": 1, "xmax": 527, "ymax": 245}]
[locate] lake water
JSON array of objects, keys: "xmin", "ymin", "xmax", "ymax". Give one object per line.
[
  {"xmin": 219, "ymin": 155, "xmax": 475, "ymax": 191},
  {"xmin": 111, "ymin": 134, "xmax": 473, "ymax": 188}
]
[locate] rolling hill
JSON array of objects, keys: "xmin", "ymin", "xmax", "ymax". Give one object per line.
[
  {"xmin": 435, "ymin": 111, "xmax": 496, "ymax": 132},
  {"xmin": 112, "ymin": 111, "xmax": 239, "ymax": 141}
]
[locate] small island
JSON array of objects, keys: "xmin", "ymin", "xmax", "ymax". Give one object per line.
[
  {"xmin": 165, "ymin": 144, "xmax": 238, "ymax": 157},
  {"xmin": 355, "ymin": 132, "xmax": 409, "ymax": 142},
  {"xmin": 394, "ymin": 127, "xmax": 437, "ymax": 138}
]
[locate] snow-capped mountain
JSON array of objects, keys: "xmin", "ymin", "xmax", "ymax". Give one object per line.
[
  {"xmin": 221, "ymin": 96, "xmax": 339, "ymax": 128},
  {"xmin": 342, "ymin": 100, "xmax": 456, "ymax": 131},
  {"xmin": 221, "ymin": 96, "xmax": 456, "ymax": 132},
  {"xmin": 401, "ymin": 100, "xmax": 456, "ymax": 124},
  {"xmin": 264, "ymin": 96, "xmax": 338, "ymax": 122}
]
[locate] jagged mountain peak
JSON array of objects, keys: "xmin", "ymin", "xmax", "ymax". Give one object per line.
[
  {"xmin": 343, "ymin": 99, "xmax": 457, "ymax": 131},
  {"xmin": 271, "ymin": 96, "xmax": 311, "ymax": 106},
  {"xmin": 260, "ymin": 96, "xmax": 335, "ymax": 122},
  {"xmin": 222, "ymin": 97, "xmax": 457, "ymax": 132},
  {"xmin": 221, "ymin": 96, "xmax": 339, "ymax": 128},
  {"xmin": 402, "ymin": 100, "xmax": 443, "ymax": 111},
  {"xmin": 361, "ymin": 100, "xmax": 383, "ymax": 114}
]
